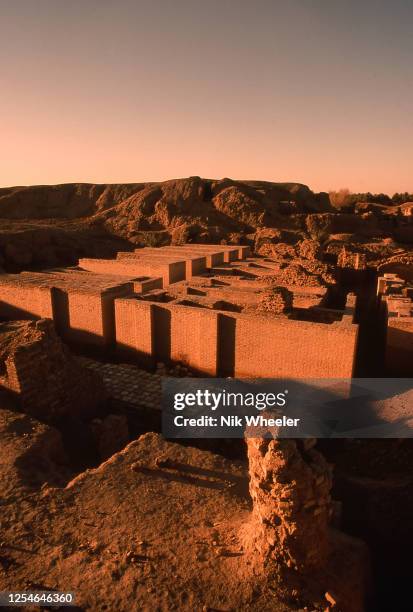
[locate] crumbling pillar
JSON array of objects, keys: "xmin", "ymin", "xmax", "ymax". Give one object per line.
[{"xmin": 246, "ymin": 435, "xmax": 332, "ymax": 578}]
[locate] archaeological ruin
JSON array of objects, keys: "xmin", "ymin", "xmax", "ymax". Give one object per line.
[
  {"xmin": 0, "ymin": 245, "xmax": 362, "ymax": 379},
  {"xmin": 2, "ymin": 0, "xmax": 413, "ymax": 603},
  {"xmin": 0, "ymin": 204, "xmax": 412, "ymax": 612}
]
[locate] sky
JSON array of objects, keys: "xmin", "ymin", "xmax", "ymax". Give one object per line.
[{"xmin": 1, "ymin": 0, "xmax": 412, "ymax": 194}]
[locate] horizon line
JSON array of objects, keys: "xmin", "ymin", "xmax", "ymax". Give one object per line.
[{"xmin": 1, "ymin": 177, "xmax": 412, "ymax": 198}]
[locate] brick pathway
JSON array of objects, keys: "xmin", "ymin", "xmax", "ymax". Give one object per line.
[{"xmin": 78, "ymin": 357, "xmax": 161, "ymax": 410}]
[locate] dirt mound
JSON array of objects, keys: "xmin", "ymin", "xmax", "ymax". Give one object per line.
[
  {"xmin": 267, "ymin": 263, "xmax": 327, "ymax": 288},
  {"xmin": 0, "ymin": 221, "xmax": 133, "ymax": 271},
  {"xmin": 0, "ymin": 178, "xmax": 333, "ymax": 271},
  {"xmin": 0, "ymin": 178, "xmax": 330, "ymax": 224},
  {"xmin": 1, "ymin": 178, "xmax": 411, "ymax": 273},
  {"xmin": 297, "ymin": 238, "xmax": 322, "ymax": 260},
  {"xmin": 0, "ymin": 430, "xmax": 369, "ymax": 611},
  {"xmin": 0, "ymin": 432, "xmax": 278, "ymax": 611},
  {"xmin": 0, "ymin": 183, "xmax": 144, "ymax": 220}
]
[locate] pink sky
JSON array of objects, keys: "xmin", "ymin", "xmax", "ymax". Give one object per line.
[{"xmin": 1, "ymin": 1, "xmax": 412, "ymax": 194}]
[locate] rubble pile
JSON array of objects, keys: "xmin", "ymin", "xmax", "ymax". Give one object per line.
[{"xmin": 257, "ymin": 286, "xmax": 294, "ymax": 315}]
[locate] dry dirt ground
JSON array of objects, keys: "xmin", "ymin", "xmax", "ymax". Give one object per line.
[
  {"xmin": 0, "ymin": 413, "xmax": 370, "ymax": 612},
  {"xmin": 0, "ymin": 414, "xmax": 293, "ymax": 612}
]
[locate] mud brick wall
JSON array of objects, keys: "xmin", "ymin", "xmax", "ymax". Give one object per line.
[
  {"xmin": 2, "ymin": 320, "xmax": 105, "ymax": 421},
  {"xmin": 0, "ymin": 284, "xmax": 54, "ymax": 320},
  {"xmin": 220, "ymin": 313, "xmax": 358, "ymax": 378},
  {"xmin": 182, "ymin": 248, "xmax": 225, "ymax": 267},
  {"xmin": 239, "ymin": 245, "xmax": 251, "ymax": 258},
  {"xmin": 188, "ymin": 245, "xmax": 240, "ymax": 262},
  {"xmin": 120, "ymin": 250, "xmax": 207, "ymax": 280},
  {"xmin": 167, "ymin": 303, "xmax": 218, "ymax": 374},
  {"xmin": 115, "ymin": 298, "xmax": 357, "ymax": 377},
  {"xmin": 187, "ymin": 255, "xmax": 207, "ymax": 277},
  {"xmin": 377, "ymin": 274, "xmax": 405, "ymax": 295},
  {"xmin": 151, "ymin": 260, "xmax": 185, "ymax": 284},
  {"xmin": 54, "ymin": 291, "xmax": 104, "ymax": 345},
  {"xmin": 134, "ymin": 244, "xmax": 248, "ymax": 264},
  {"xmin": 133, "ymin": 277, "xmax": 163, "ymax": 293},
  {"xmin": 173, "ymin": 285, "xmax": 326, "ymax": 311},
  {"xmin": 217, "ymin": 245, "xmax": 249, "ymax": 259},
  {"xmin": 79, "ymin": 257, "xmax": 185, "ymax": 285},
  {"xmin": 159, "ymin": 244, "xmax": 239, "ymax": 263},
  {"xmin": 115, "ymin": 298, "xmax": 219, "ymax": 374},
  {"xmin": 133, "ymin": 251, "xmax": 207, "ymax": 279},
  {"xmin": 218, "ymin": 246, "xmax": 239, "ymax": 262},
  {"xmin": 136, "ymin": 246, "xmax": 225, "ymax": 268},
  {"xmin": 385, "ymin": 296, "xmax": 413, "ymax": 317},
  {"xmin": 115, "ymin": 299, "xmax": 154, "ymax": 367},
  {"xmin": 51, "ymin": 285, "xmax": 133, "ymax": 348},
  {"xmin": 386, "ymin": 318, "xmax": 413, "ymax": 375}
]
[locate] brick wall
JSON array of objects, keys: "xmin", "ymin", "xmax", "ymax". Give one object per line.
[
  {"xmin": 51, "ymin": 285, "xmax": 133, "ymax": 349},
  {"xmin": 168, "ymin": 304, "xmax": 218, "ymax": 374},
  {"xmin": 0, "ymin": 284, "xmax": 54, "ymax": 320},
  {"xmin": 115, "ymin": 297, "xmax": 357, "ymax": 378},
  {"xmin": 115, "ymin": 298, "xmax": 219, "ymax": 375},
  {"xmin": 115, "ymin": 299, "xmax": 154, "ymax": 367},
  {"xmin": 185, "ymin": 245, "xmax": 240, "ymax": 262},
  {"xmin": 118, "ymin": 251, "xmax": 207, "ymax": 280},
  {"xmin": 230, "ymin": 313, "xmax": 358, "ymax": 378},
  {"xmin": 136, "ymin": 247, "xmax": 225, "ymax": 268},
  {"xmin": 79, "ymin": 258, "xmax": 185, "ymax": 285},
  {"xmin": 1, "ymin": 319, "xmax": 106, "ymax": 422},
  {"xmin": 386, "ymin": 318, "xmax": 413, "ymax": 375},
  {"xmin": 133, "ymin": 277, "xmax": 163, "ymax": 293}
]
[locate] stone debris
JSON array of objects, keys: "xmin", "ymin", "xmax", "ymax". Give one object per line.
[{"xmin": 257, "ymin": 286, "xmax": 294, "ymax": 315}]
